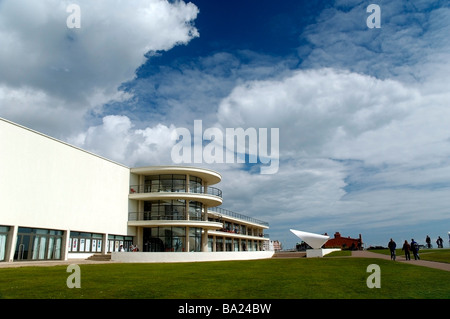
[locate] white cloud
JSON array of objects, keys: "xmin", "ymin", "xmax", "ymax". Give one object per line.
[
  {"xmin": 215, "ymin": 65, "xmax": 450, "ymax": 247},
  {"xmin": 70, "ymin": 115, "xmax": 178, "ymax": 167},
  {"xmin": 217, "ymin": 68, "xmax": 419, "ymax": 160},
  {"xmin": 0, "ymin": 0, "xmax": 199, "ymax": 136}
]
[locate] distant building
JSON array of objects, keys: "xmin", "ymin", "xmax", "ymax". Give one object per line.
[
  {"xmin": 265, "ymin": 240, "xmax": 281, "ymax": 251},
  {"xmin": 323, "ymin": 232, "xmax": 363, "ymax": 250}
]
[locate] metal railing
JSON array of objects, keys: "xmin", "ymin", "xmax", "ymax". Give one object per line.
[
  {"xmin": 129, "ymin": 185, "xmax": 222, "ymax": 198},
  {"xmin": 128, "ymin": 212, "xmax": 203, "ymax": 221},
  {"xmin": 208, "ymin": 206, "xmax": 269, "ymax": 227}
]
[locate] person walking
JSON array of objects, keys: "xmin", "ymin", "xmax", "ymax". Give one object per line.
[
  {"xmin": 410, "ymin": 239, "xmax": 420, "ymax": 260},
  {"xmin": 426, "ymin": 235, "xmax": 431, "ymax": 248},
  {"xmin": 436, "ymin": 236, "xmax": 444, "ymax": 248},
  {"xmin": 388, "ymin": 238, "xmax": 397, "ymax": 261},
  {"xmin": 402, "ymin": 240, "xmax": 411, "ymax": 260}
]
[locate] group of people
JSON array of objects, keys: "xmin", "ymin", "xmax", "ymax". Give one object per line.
[
  {"xmin": 388, "ymin": 235, "xmax": 446, "ymax": 261},
  {"xmin": 426, "ymin": 235, "xmax": 445, "ymax": 248}
]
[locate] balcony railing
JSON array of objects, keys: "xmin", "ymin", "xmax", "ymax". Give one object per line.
[
  {"xmin": 129, "ymin": 185, "xmax": 222, "ymax": 198},
  {"xmin": 128, "ymin": 212, "xmax": 203, "ymax": 221},
  {"xmin": 209, "ymin": 207, "xmax": 269, "ymax": 227}
]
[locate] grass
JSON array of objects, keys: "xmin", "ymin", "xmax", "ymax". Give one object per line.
[{"xmin": 0, "ymin": 255, "xmax": 449, "ymax": 299}]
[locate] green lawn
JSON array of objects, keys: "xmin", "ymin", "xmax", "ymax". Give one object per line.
[{"xmin": 0, "ymin": 256, "xmax": 449, "ymax": 299}]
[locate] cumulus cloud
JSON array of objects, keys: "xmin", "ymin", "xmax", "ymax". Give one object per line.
[
  {"xmin": 70, "ymin": 115, "xmax": 178, "ymax": 166},
  {"xmin": 0, "ymin": 0, "xmax": 199, "ymax": 137},
  {"xmin": 211, "ymin": 0, "xmax": 450, "ymax": 246},
  {"xmin": 217, "ymin": 68, "xmax": 419, "ymax": 159}
]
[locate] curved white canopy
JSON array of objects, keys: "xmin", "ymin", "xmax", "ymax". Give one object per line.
[{"xmin": 290, "ymin": 229, "xmax": 329, "ymax": 249}]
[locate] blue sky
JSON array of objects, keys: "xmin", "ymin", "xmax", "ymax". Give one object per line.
[{"xmin": 1, "ymin": 0, "xmax": 450, "ymax": 248}]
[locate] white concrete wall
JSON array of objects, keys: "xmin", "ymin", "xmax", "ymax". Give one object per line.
[
  {"xmin": 0, "ymin": 118, "xmax": 130, "ymax": 235},
  {"xmin": 111, "ymin": 251, "xmax": 275, "ymax": 263}
]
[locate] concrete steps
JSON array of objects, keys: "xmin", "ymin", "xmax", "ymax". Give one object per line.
[{"xmin": 86, "ymin": 254, "xmax": 111, "ymax": 261}]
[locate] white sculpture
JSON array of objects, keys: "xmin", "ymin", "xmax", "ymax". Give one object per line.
[{"xmin": 290, "ymin": 229, "xmax": 329, "ymax": 249}]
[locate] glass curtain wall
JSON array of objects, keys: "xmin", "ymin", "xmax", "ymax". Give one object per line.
[
  {"xmin": 0, "ymin": 226, "xmax": 9, "ymax": 261},
  {"xmin": 69, "ymin": 232, "xmax": 103, "ymax": 253},
  {"xmin": 189, "ymin": 228, "xmax": 201, "ymax": 252},
  {"xmin": 189, "ymin": 201, "xmax": 202, "ymax": 221},
  {"xmin": 142, "ymin": 200, "xmax": 203, "ymax": 221},
  {"xmin": 189, "ymin": 176, "xmax": 202, "ymax": 193},
  {"xmin": 107, "ymin": 235, "xmax": 133, "ymax": 252},
  {"xmin": 14, "ymin": 228, "xmax": 63, "ymax": 261},
  {"xmin": 144, "ymin": 200, "xmax": 186, "ymax": 220},
  {"xmin": 143, "ymin": 227, "xmax": 190, "ymax": 252},
  {"xmin": 144, "ymin": 175, "xmax": 186, "ymax": 193}
]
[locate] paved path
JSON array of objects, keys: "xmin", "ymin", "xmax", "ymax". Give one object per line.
[
  {"xmin": 351, "ymin": 250, "xmax": 450, "ymax": 271},
  {"xmin": 0, "ymin": 259, "xmax": 112, "ymax": 268}
]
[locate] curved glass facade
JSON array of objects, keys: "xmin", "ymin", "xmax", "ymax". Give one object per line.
[
  {"xmin": 189, "ymin": 176, "xmax": 202, "ymax": 192},
  {"xmin": 130, "ymin": 173, "xmax": 223, "ymax": 199},
  {"xmin": 143, "ymin": 227, "xmax": 202, "ymax": 252},
  {"xmin": 142, "ymin": 200, "xmax": 203, "ymax": 221},
  {"xmin": 144, "ymin": 174, "xmax": 187, "ymax": 193}
]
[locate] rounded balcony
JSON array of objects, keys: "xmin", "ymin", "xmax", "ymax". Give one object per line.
[
  {"xmin": 130, "ymin": 166, "xmax": 221, "ymax": 185},
  {"xmin": 129, "ymin": 185, "xmax": 223, "ymax": 207},
  {"xmin": 127, "ymin": 218, "xmax": 223, "ymax": 230}
]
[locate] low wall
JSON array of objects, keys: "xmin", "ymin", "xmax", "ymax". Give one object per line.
[
  {"xmin": 306, "ymin": 248, "xmax": 341, "ymax": 258},
  {"xmin": 111, "ymin": 251, "xmax": 274, "ymax": 263}
]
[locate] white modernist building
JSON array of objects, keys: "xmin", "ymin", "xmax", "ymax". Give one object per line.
[{"xmin": 0, "ymin": 117, "xmax": 272, "ymax": 263}]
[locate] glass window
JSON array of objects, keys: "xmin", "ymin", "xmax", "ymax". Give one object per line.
[
  {"xmin": 144, "ymin": 174, "xmax": 187, "ymax": 193},
  {"xmin": 225, "ymin": 238, "xmax": 232, "ymax": 251},
  {"xmin": 143, "ymin": 227, "xmax": 187, "ymax": 252},
  {"xmin": 208, "ymin": 237, "xmax": 213, "ymax": 252},
  {"xmin": 216, "ymin": 237, "xmax": 223, "ymax": 251},
  {"xmin": 189, "ymin": 176, "xmax": 202, "ymax": 193},
  {"xmin": 143, "ymin": 200, "xmax": 186, "ymax": 220},
  {"xmin": 107, "ymin": 234, "xmax": 133, "ymax": 252},
  {"xmin": 15, "ymin": 227, "xmax": 63, "ymax": 261},
  {"xmin": 189, "ymin": 201, "xmax": 202, "ymax": 221},
  {"xmin": 70, "ymin": 231, "xmax": 104, "ymax": 253},
  {"xmin": 189, "ymin": 228, "xmax": 201, "ymax": 252},
  {"xmin": 0, "ymin": 226, "xmax": 9, "ymax": 261}
]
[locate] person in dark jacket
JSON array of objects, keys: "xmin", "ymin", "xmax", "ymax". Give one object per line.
[
  {"xmin": 410, "ymin": 239, "xmax": 420, "ymax": 260},
  {"xmin": 426, "ymin": 235, "xmax": 431, "ymax": 248},
  {"xmin": 388, "ymin": 238, "xmax": 397, "ymax": 261},
  {"xmin": 402, "ymin": 240, "xmax": 411, "ymax": 260},
  {"xmin": 436, "ymin": 236, "xmax": 444, "ymax": 248}
]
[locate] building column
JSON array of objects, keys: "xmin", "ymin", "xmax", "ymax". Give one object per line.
[
  {"xmin": 61, "ymin": 229, "xmax": 70, "ymax": 260},
  {"xmin": 185, "ymin": 226, "xmax": 190, "ymax": 252},
  {"xmin": 102, "ymin": 233, "xmax": 109, "ymax": 254},
  {"xmin": 5, "ymin": 225, "xmax": 18, "ymax": 262},
  {"xmin": 201, "ymin": 230, "xmax": 208, "ymax": 252},
  {"xmin": 136, "ymin": 227, "xmax": 143, "ymax": 251},
  {"xmin": 186, "ymin": 174, "xmax": 190, "ymax": 221}
]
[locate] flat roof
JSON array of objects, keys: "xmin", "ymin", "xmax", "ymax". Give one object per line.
[
  {"xmin": 0, "ymin": 117, "xmax": 129, "ymax": 169},
  {"xmin": 131, "ymin": 165, "xmax": 222, "ymax": 185}
]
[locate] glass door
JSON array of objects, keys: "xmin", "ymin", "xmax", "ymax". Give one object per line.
[{"xmin": 14, "ymin": 234, "xmax": 31, "ymax": 260}]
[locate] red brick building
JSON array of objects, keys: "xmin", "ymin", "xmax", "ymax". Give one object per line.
[{"xmin": 324, "ymin": 232, "xmax": 363, "ymax": 250}]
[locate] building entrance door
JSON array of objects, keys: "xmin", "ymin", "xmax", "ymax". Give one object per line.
[{"xmin": 14, "ymin": 234, "xmax": 31, "ymax": 260}]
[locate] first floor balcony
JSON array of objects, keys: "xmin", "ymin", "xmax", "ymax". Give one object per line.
[{"xmin": 129, "ymin": 185, "xmax": 223, "ymax": 207}]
